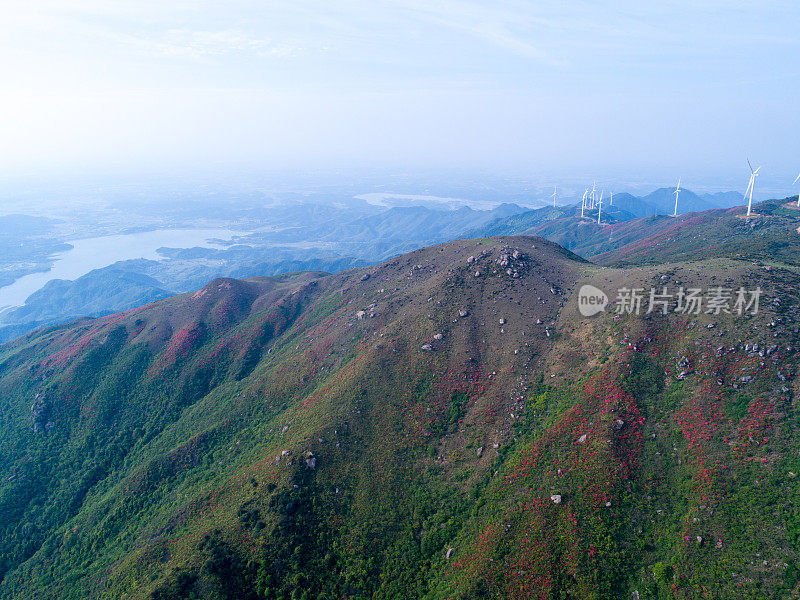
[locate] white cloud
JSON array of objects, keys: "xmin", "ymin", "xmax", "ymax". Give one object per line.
[
  {"xmin": 125, "ymin": 29, "xmax": 296, "ymax": 60},
  {"xmin": 389, "ymin": 0, "xmax": 562, "ymax": 65}
]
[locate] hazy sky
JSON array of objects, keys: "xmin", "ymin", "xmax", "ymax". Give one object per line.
[{"xmin": 1, "ymin": 1, "xmax": 798, "ymax": 190}]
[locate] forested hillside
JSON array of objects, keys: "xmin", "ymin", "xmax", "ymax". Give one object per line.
[{"xmin": 0, "ymin": 232, "xmax": 798, "ymax": 599}]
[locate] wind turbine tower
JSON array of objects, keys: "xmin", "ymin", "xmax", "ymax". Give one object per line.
[
  {"xmin": 794, "ymin": 172, "xmax": 800, "ymax": 207},
  {"xmin": 581, "ymin": 189, "xmax": 588, "ymax": 218},
  {"xmin": 597, "ymin": 191, "xmax": 604, "ymax": 225},
  {"xmin": 744, "ymin": 160, "xmax": 761, "ymax": 218},
  {"xmin": 673, "ymin": 177, "xmax": 681, "ymax": 217},
  {"xmin": 590, "ymin": 181, "xmax": 597, "ymax": 209},
  {"xmin": 551, "ymin": 186, "xmax": 558, "ymax": 207}
]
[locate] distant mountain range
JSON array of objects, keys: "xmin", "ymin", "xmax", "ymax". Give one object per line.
[
  {"xmin": 469, "ymin": 188, "xmax": 757, "ymax": 258},
  {"xmin": 0, "ymin": 188, "xmax": 754, "ymax": 343},
  {"xmin": 609, "ymin": 187, "xmax": 744, "ymax": 218},
  {"xmin": 0, "ymin": 203, "xmax": 527, "ymax": 342}
]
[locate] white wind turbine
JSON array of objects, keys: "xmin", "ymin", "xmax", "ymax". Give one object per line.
[
  {"xmin": 609, "ymin": 190, "xmax": 613, "ymax": 206},
  {"xmin": 744, "ymin": 160, "xmax": 760, "ymax": 217},
  {"xmin": 597, "ymin": 190, "xmax": 604, "ymax": 224},
  {"xmin": 590, "ymin": 181, "xmax": 597, "ymax": 209},
  {"xmin": 581, "ymin": 189, "xmax": 588, "ymax": 218},
  {"xmin": 673, "ymin": 177, "xmax": 682, "ymax": 217},
  {"xmin": 794, "ymin": 172, "xmax": 800, "ymax": 207},
  {"xmin": 551, "ymin": 185, "xmax": 558, "ymax": 207}
]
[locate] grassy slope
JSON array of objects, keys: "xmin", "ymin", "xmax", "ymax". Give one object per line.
[
  {"xmin": 594, "ymin": 200, "xmax": 800, "ymax": 267},
  {"xmin": 0, "ymin": 235, "xmax": 798, "ymax": 600},
  {"xmin": 472, "ymin": 198, "xmax": 800, "ymax": 268},
  {"xmin": 524, "ymin": 213, "xmax": 712, "ymax": 260}
]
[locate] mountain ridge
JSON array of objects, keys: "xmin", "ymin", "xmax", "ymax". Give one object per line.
[{"xmin": 0, "ymin": 229, "xmax": 798, "ymax": 599}]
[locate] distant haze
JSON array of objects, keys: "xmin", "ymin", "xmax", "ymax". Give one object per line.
[{"xmin": 1, "ymin": 1, "xmax": 799, "ymax": 197}]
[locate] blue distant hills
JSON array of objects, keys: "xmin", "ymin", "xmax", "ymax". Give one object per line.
[{"xmin": 608, "ymin": 187, "xmax": 744, "ymax": 218}]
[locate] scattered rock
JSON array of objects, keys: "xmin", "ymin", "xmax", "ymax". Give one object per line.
[
  {"xmin": 421, "ymin": 344, "xmax": 433, "ymax": 351},
  {"xmin": 550, "ymin": 494, "xmax": 562, "ymax": 504},
  {"xmin": 433, "ymin": 333, "xmax": 443, "ymax": 340},
  {"xmin": 577, "ymin": 434, "xmax": 587, "ymax": 444},
  {"xmin": 446, "ymin": 547, "xmax": 454, "ymax": 559},
  {"xmin": 476, "ymin": 446, "xmax": 483, "ymax": 458},
  {"xmin": 30, "ymin": 395, "xmax": 49, "ymax": 432},
  {"xmin": 458, "ymin": 309, "xmax": 469, "ymax": 318}
]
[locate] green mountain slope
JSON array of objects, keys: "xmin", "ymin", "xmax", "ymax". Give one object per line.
[
  {"xmin": 471, "ymin": 198, "xmax": 800, "ymax": 269},
  {"xmin": 0, "ymin": 234, "xmax": 798, "ymax": 600},
  {"xmin": 596, "ymin": 200, "xmax": 800, "ymax": 267}
]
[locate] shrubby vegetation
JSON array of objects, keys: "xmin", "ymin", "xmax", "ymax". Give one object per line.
[{"xmin": 0, "ymin": 234, "xmax": 798, "ymax": 599}]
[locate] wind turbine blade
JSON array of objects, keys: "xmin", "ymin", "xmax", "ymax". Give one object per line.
[
  {"xmin": 747, "ymin": 159, "xmax": 754, "ymax": 173},
  {"xmin": 793, "ymin": 173, "xmax": 800, "ymax": 185},
  {"xmin": 753, "ymin": 166, "xmax": 761, "ymax": 175},
  {"xmin": 744, "ymin": 177, "xmax": 754, "ymax": 199}
]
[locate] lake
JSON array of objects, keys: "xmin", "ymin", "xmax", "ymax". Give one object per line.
[{"xmin": 0, "ymin": 228, "xmax": 243, "ymax": 310}]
